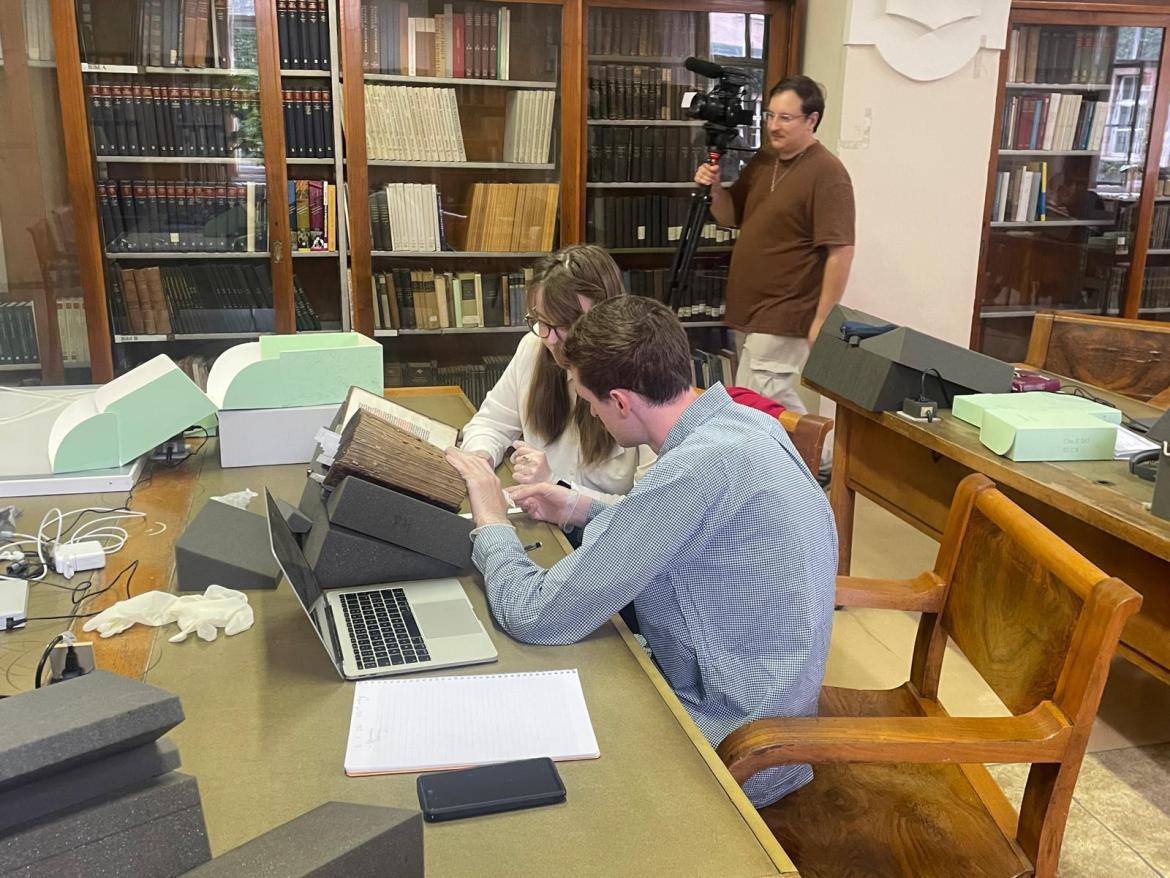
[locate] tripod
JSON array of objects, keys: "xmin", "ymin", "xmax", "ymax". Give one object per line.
[{"xmin": 665, "ymin": 123, "xmax": 740, "ymax": 316}]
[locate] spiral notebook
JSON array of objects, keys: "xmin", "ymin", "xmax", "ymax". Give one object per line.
[{"xmin": 344, "ymin": 669, "xmax": 600, "ymax": 775}]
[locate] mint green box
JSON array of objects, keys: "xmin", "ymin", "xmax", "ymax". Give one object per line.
[
  {"xmin": 206, "ymin": 332, "xmax": 382, "ymax": 410},
  {"xmin": 979, "ymin": 409, "xmax": 1119, "ymax": 461},
  {"xmin": 953, "ymin": 392, "xmax": 1122, "ymax": 428}
]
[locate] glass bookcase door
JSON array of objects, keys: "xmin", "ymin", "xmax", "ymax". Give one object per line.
[
  {"xmin": 74, "ymin": 0, "xmax": 293, "ymax": 377},
  {"xmin": 1144, "ymin": 92, "xmax": 1170, "ymax": 323},
  {"xmin": 585, "ymin": 6, "xmax": 766, "ymax": 343},
  {"xmin": 359, "ymin": 0, "xmax": 561, "ymax": 403},
  {"xmin": 0, "ymin": 0, "xmax": 91, "ymax": 385},
  {"xmin": 977, "ymin": 22, "xmax": 1164, "ymax": 362}
]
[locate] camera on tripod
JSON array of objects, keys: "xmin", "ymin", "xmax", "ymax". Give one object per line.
[{"xmin": 683, "ymin": 57, "xmax": 756, "ymax": 155}]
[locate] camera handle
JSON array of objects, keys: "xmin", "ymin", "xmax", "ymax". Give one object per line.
[{"xmin": 665, "ymin": 149, "xmax": 722, "ymax": 316}]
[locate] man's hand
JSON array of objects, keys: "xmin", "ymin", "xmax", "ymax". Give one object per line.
[
  {"xmin": 508, "ymin": 483, "xmax": 590, "ymax": 530},
  {"xmin": 445, "ymin": 447, "xmax": 510, "ymax": 527},
  {"xmin": 510, "ymin": 440, "xmax": 552, "ymax": 484},
  {"xmin": 693, "ymin": 160, "xmax": 721, "ymax": 188}
]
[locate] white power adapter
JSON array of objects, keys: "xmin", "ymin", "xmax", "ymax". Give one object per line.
[{"xmin": 52, "ymin": 541, "xmax": 107, "ymax": 578}]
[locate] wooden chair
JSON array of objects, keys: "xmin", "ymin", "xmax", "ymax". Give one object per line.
[
  {"xmin": 1024, "ymin": 311, "xmax": 1170, "ymax": 404},
  {"xmin": 718, "ymin": 473, "xmax": 1141, "ymax": 878},
  {"xmin": 779, "ymin": 410, "xmax": 832, "ymax": 475}
]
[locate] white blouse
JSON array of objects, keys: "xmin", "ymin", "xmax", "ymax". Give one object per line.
[{"xmin": 460, "ymin": 333, "xmax": 655, "ymax": 502}]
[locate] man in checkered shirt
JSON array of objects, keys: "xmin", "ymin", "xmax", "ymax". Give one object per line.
[{"xmin": 446, "ymin": 296, "xmax": 838, "ymax": 807}]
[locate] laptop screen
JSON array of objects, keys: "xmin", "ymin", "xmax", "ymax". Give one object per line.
[{"xmin": 265, "ymin": 490, "xmax": 341, "ymax": 671}]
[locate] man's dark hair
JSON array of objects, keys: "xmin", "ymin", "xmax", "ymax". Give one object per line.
[
  {"xmin": 561, "ymin": 297, "xmax": 692, "ymax": 405},
  {"xmin": 769, "ymin": 75, "xmax": 826, "ymax": 131}
]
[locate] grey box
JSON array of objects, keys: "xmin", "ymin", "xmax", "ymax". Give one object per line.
[
  {"xmin": 0, "ymin": 670, "xmax": 183, "ymax": 791},
  {"xmin": 302, "ymin": 503, "xmax": 460, "ymax": 589},
  {"xmin": 804, "ymin": 305, "xmax": 1014, "ymax": 412},
  {"xmin": 1, "ymin": 772, "xmax": 211, "ymax": 877},
  {"xmin": 326, "ymin": 475, "xmax": 473, "ymax": 570},
  {"xmin": 0, "ymin": 739, "xmax": 181, "ymax": 834},
  {"xmin": 175, "ymin": 500, "xmax": 281, "ymax": 591},
  {"xmin": 1152, "ymin": 443, "xmax": 1170, "ymax": 521},
  {"xmin": 182, "ymin": 802, "xmax": 423, "ymax": 878}
]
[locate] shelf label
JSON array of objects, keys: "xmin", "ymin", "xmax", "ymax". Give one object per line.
[{"xmin": 115, "ymin": 334, "xmax": 167, "ymax": 343}]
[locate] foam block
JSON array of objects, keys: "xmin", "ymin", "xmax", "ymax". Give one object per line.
[
  {"xmin": 182, "ymin": 802, "xmax": 423, "ymax": 877},
  {"xmin": 325, "ymin": 476, "xmax": 473, "ymax": 570},
  {"xmin": 218, "ymin": 404, "xmax": 340, "ymax": 468},
  {"xmin": 0, "ymin": 670, "xmax": 183, "ymax": 792},
  {"xmin": 175, "ymin": 500, "xmax": 281, "ymax": 591},
  {"xmin": 275, "ymin": 497, "xmax": 312, "ymax": 535},
  {"xmin": 302, "ymin": 506, "xmax": 460, "ymax": 589},
  {"xmin": 0, "ymin": 739, "xmax": 181, "ymax": 834},
  {"xmin": 0, "ymin": 773, "xmax": 211, "ymax": 877}
]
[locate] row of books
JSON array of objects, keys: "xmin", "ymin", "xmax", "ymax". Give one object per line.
[
  {"xmin": 360, "ymin": 1, "xmax": 514, "ymax": 80},
  {"xmin": 0, "ymin": 302, "xmax": 38, "ymax": 365},
  {"xmin": 282, "ymin": 89, "xmax": 335, "ymax": 158},
  {"xmin": 625, "ymin": 268, "xmax": 727, "ymax": 320},
  {"xmin": 108, "ymin": 264, "xmax": 322, "ymax": 334},
  {"xmin": 369, "ymin": 183, "xmax": 446, "ymax": 252},
  {"xmin": 277, "ymin": 0, "xmax": 331, "ymax": 70},
  {"xmin": 465, "ymin": 183, "xmax": 559, "ymax": 252},
  {"xmin": 364, "ymin": 85, "xmax": 467, "ymax": 162},
  {"xmin": 1136, "ymin": 266, "xmax": 1170, "ymax": 310},
  {"xmin": 97, "ymin": 179, "xmax": 268, "ymax": 252},
  {"xmin": 23, "ymin": 0, "xmax": 54, "ymax": 63},
  {"xmin": 691, "ymin": 348, "xmax": 736, "ymax": 391},
  {"xmin": 1006, "ymin": 26, "xmax": 1117, "ymax": 85},
  {"xmin": 990, "ymin": 163, "xmax": 1049, "ymax": 224},
  {"xmin": 587, "ymin": 9, "xmax": 709, "ymax": 60},
  {"xmin": 434, "ymin": 357, "xmax": 511, "ymax": 407},
  {"xmin": 130, "ymin": 0, "xmax": 230, "ymax": 68},
  {"xmin": 87, "ymin": 84, "xmax": 260, "ymax": 158},
  {"xmin": 1150, "ymin": 204, "xmax": 1170, "ymax": 250},
  {"xmin": 588, "ymin": 64, "xmax": 705, "ymax": 121},
  {"xmin": 373, "ymin": 269, "xmax": 530, "ymax": 330},
  {"xmin": 501, "ymin": 91, "xmax": 556, "ymax": 165},
  {"xmin": 588, "ymin": 126, "xmax": 714, "ymax": 183},
  {"xmin": 999, "ymin": 94, "xmax": 1106, "ymax": 152},
  {"xmin": 589, "ymin": 195, "xmax": 738, "ymax": 249},
  {"xmin": 289, "ymin": 180, "xmax": 339, "ymax": 251}
]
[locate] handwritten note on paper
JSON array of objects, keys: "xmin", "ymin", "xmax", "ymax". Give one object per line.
[{"xmin": 344, "ymin": 669, "xmax": 600, "ymax": 775}]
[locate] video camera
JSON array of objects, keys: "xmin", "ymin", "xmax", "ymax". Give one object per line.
[{"xmin": 683, "ymin": 57, "xmax": 756, "ymax": 156}]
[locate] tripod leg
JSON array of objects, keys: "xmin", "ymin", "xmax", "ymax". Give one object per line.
[{"xmin": 667, "ymin": 190, "xmax": 713, "ymax": 315}]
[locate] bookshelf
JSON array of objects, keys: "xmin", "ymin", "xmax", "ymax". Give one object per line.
[
  {"xmin": 975, "ymin": 6, "xmax": 1170, "ymax": 362},
  {"xmin": 28, "ymin": 0, "xmax": 799, "ymax": 387}
]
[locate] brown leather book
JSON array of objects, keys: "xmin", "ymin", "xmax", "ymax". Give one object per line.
[{"xmin": 324, "ymin": 409, "xmax": 468, "ymax": 512}]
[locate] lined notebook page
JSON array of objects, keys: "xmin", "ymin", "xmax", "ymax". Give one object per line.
[{"xmin": 345, "ymin": 669, "xmax": 600, "ymax": 775}]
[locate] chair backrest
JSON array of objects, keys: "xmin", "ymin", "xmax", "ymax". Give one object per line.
[
  {"xmin": 778, "ymin": 410, "xmax": 832, "ymax": 475},
  {"xmin": 1024, "ymin": 311, "xmax": 1170, "ymax": 402},
  {"xmin": 909, "ymin": 474, "xmax": 1141, "ymax": 872}
]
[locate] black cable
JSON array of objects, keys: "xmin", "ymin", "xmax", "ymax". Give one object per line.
[
  {"xmin": 921, "ymin": 368, "xmax": 952, "ymax": 408},
  {"xmin": 1060, "ymin": 386, "xmax": 1146, "ymax": 433},
  {"xmin": 33, "ymin": 634, "xmax": 65, "ymax": 689}
]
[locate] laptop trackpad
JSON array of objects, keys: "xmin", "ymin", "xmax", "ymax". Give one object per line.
[{"xmin": 413, "ymin": 600, "xmax": 485, "ymax": 638}]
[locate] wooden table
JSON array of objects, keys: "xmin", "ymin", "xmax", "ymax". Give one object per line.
[
  {"xmin": 3, "ymin": 387, "xmax": 796, "ymax": 877},
  {"xmin": 813, "ymin": 375, "xmax": 1170, "ymax": 684}
]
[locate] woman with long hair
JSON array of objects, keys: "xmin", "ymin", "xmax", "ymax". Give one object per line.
[{"xmin": 460, "ymin": 244, "xmax": 651, "ymax": 500}]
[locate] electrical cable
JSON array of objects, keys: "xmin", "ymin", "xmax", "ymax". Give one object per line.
[{"xmin": 922, "ymin": 368, "xmax": 952, "ymax": 408}]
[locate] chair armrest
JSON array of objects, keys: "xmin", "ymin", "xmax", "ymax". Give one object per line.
[
  {"xmin": 779, "ymin": 410, "xmax": 833, "ymax": 475},
  {"xmin": 717, "ymin": 703, "xmax": 1072, "ymax": 784},
  {"xmin": 836, "ymin": 571, "xmax": 946, "ymax": 612}
]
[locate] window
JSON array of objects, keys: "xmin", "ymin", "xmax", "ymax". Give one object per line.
[{"xmin": 709, "ymin": 13, "xmax": 746, "ymax": 58}]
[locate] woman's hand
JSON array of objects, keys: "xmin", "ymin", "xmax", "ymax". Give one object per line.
[{"xmin": 510, "ymin": 441, "xmax": 553, "ymax": 484}]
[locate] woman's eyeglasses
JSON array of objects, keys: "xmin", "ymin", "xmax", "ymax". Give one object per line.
[{"xmin": 525, "ymin": 314, "xmax": 563, "ymax": 339}]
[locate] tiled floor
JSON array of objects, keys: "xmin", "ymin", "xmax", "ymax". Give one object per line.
[{"xmin": 832, "ymin": 496, "xmax": 1170, "ymax": 876}]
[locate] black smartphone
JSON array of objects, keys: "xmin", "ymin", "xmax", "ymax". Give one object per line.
[{"xmin": 416, "ymin": 757, "xmax": 566, "ymax": 822}]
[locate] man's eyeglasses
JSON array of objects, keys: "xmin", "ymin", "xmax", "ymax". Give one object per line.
[
  {"xmin": 525, "ymin": 314, "xmax": 562, "ymax": 339},
  {"xmin": 763, "ymin": 111, "xmax": 807, "ymax": 124}
]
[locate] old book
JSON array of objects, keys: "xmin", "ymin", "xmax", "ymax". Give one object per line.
[{"xmin": 324, "ymin": 409, "xmax": 467, "ymax": 511}]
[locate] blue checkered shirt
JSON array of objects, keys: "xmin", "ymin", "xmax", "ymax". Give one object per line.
[{"xmin": 471, "ymin": 383, "xmax": 838, "ymax": 806}]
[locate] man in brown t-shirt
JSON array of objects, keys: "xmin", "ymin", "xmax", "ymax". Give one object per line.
[{"xmin": 695, "ymin": 75, "xmax": 855, "ymax": 415}]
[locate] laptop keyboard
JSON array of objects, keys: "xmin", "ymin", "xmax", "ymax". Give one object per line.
[{"xmin": 340, "ymin": 588, "xmax": 431, "ymax": 670}]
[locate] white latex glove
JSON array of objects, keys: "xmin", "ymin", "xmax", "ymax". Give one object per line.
[
  {"xmin": 168, "ymin": 585, "xmax": 254, "ymax": 643},
  {"xmin": 82, "ymin": 585, "xmax": 254, "ymax": 643},
  {"xmin": 510, "ymin": 441, "xmax": 553, "ymax": 484}
]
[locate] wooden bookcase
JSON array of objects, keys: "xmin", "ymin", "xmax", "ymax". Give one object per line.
[
  {"xmin": 41, "ymin": 0, "xmax": 801, "ymax": 385},
  {"xmin": 974, "ymin": 0, "xmax": 1170, "ymax": 363}
]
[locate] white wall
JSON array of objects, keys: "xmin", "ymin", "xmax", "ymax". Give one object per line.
[{"xmin": 803, "ymin": 7, "xmax": 1006, "ymax": 348}]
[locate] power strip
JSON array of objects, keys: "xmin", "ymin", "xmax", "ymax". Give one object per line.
[{"xmin": 52, "ymin": 541, "xmax": 107, "ymax": 579}]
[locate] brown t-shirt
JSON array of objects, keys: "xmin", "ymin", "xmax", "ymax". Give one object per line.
[{"xmin": 725, "ymin": 140, "xmax": 855, "ymax": 337}]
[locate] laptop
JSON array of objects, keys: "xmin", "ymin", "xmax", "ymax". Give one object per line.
[{"xmin": 264, "ymin": 490, "xmax": 497, "ymax": 680}]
